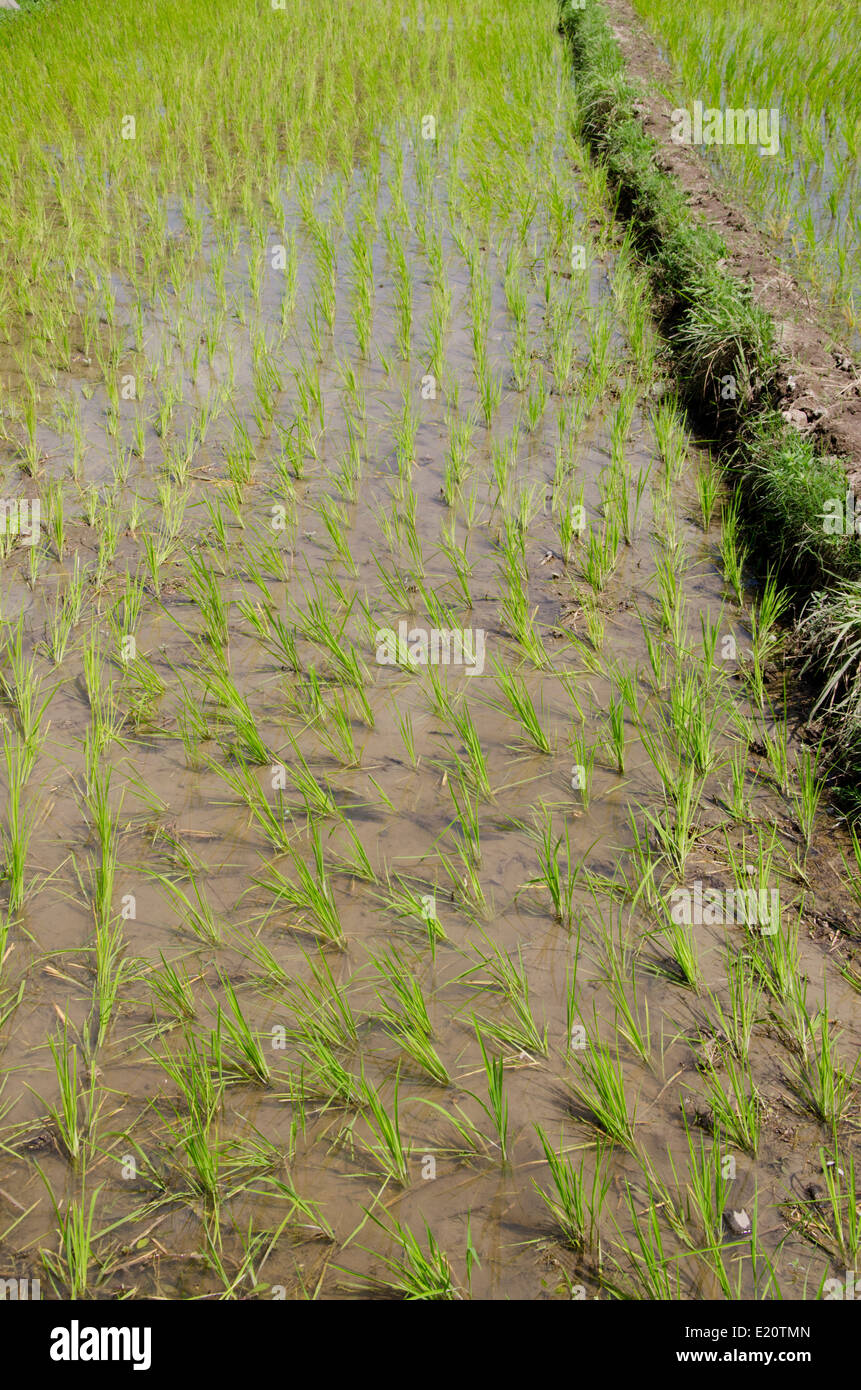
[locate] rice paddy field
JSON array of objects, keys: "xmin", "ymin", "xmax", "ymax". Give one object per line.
[
  {"xmin": 0, "ymin": 0, "xmax": 858, "ymax": 1304},
  {"xmin": 630, "ymin": 0, "xmax": 861, "ymax": 335}
]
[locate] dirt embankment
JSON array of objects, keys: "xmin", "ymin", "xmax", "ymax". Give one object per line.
[{"xmin": 601, "ymin": 0, "xmax": 861, "ymax": 491}]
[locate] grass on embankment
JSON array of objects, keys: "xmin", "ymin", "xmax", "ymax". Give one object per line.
[{"xmin": 558, "ymin": 0, "xmax": 861, "ymax": 810}]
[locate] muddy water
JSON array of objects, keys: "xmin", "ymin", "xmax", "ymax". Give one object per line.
[{"xmin": 0, "ymin": 119, "xmax": 858, "ymax": 1301}]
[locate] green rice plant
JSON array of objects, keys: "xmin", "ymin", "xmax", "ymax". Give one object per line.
[
  {"xmin": 447, "ymin": 702, "xmax": 492, "ymax": 800},
  {"xmin": 82, "ymin": 631, "xmax": 125, "ymax": 753},
  {"xmin": 639, "ymin": 609, "xmax": 668, "ymax": 692},
  {"xmin": 464, "ymin": 939, "xmax": 547, "ymax": 1057},
  {"xmin": 592, "ymin": 901, "xmax": 652, "ymax": 1064},
  {"xmin": 438, "ymin": 842, "xmax": 487, "ymax": 924},
  {"xmin": 569, "ymin": 723, "xmax": 597, "ymax": 810},
  {"xmin": 214, "ymin": 973, "xmax": 270, "ymax": 1086},
  {"xmin": 749, "ymin": 909, "xmax": 801, "ymax": 1003},
  {"xmin": 791, "ymin": 742, "xmax": 825, "ymax": 853},
  {"xmin": 344, "ymin": 1214, "xmax": 461, "ymax": 1300},
  {"xmin": 283, "ymin": 947, "xmax": 359, "ymax": 1053},
  {"xmin": 794, "ymin": 1147, "xmax": 859, "ymax": 1268},
  {"xmin": 39, "ymin": 1025, "xmax": 91, "ymax": 1167},
  {"xmin": 603, "ymin": 690, "xmax": 626, "ymax": 775},
  {"xmin": 445, "ymin": 770, "xmax": 482, "ymax": 867},
  {"xmin": 653, "ymin": 546, "xmax": 688, "ymax": 651},
  {"xmin": 1, "ymin": 617, "xmax": 55, "ymax": 762},
  {"xmin": 256, "ymin": 825, "xmax": 344, "ymax": 949},
  {"xmin": 476, "ymin": 356, "xmax": 503, "ymax": 428},
  {"xmin": 92, "ymin": 912, "xmax": 134, "ymax": 1049},
  {"xmin": 760, "ymin": 704, "xmax": 791, "ymax": 795},
  {"xmin": 372, "ymin": 948, "xmax": 449, "ymax": 1086},
  {"xmin": 43, "ymin": 556, "xmax": 86, "ymax": 667},
  {"xmin": 695, "ymin": 454, "xmax": 721, "ymax": 530},
  {"xmin": 295, "ymin": 1035, "xmax": 361, "ymax": 1109},
  {"xmin": 649, "ymin": 894, "xmax": 703, "ymax": 992},
  {"xmin": 207, "ymin": 756, "xmax": 291, "ymax": 855},
  {"xmin": 438, "ymin": 524, "xmax": 475, "ymax": 610},
  {"xmin": 471, "ymin": 1022, "xmax": 510, "ymax": 1164},
  {"xmin": 581, "ymin": 518, "xmax": 620, "ymax": 592},
  {"xmin": 519, "ymin": 810, "xmax": 587, "ymax": 930},
  {"xmin": 554, "ymin": 481, "xmax": 585, "ymax": 564},
  {"xmin": 568, "ymin": 1024, "xmax": 638, "ymax": 1154},
  {"xmin": 205, "ymin": 665, "xmax": 271, "ymax": 765},
  {"xmin": 664, "ymin": 667, "xmax": 722, "ymax": 776},
  {"xmin": 701, "ymin": 1051, "xmax": 761, "ymax": 1155},
  {"xmin": 673, "ymin": 1117, "xmax": 735, "ymax": 1254},
  {"xmin": 746, "ymin": 572, "xmax": 789, "ymax": 708},
  {"xmin": 39, "ymin": 1175, "xmax": 102, "ymax": 1301},
  {"xmin": 720, "ymin": 744, "xmax": 752, "ymax": 823},
  {"xmin": 498, "ymin": 572, "xmax": 549, "ymax": 669},
  {"xmin": 184, "ymin": 546, "xmax": 230, "ymax": 648},
  {"xmin": 313, "ymin": 691, "xmax": 362, "ymax": 768},
  {"xmin": 395, "ymin": 708, "xmax": 419, "ymax": 769},
  {"xmin": 706, "ymin": 951, "xmax": 764, "ymax": 1065},
  {"xmin": 789, "ymin": 1001, "xmax": 858, "ymax": 1129},
  {"xmin": 1, "ymin": 727, "xmax": 36, "ymax": 915},
  {"xmin": 641, "ymin": 765, "xmax": 703, "ymax": 876},
  {"xmin": 533, "ymin": 1127, "xmax": 610, "ymax": 1251},
  {"xmin": 378, "ymin": 872, "xmax": 446, "ymax": 949},
  {"xmin": 719, "ymin": 498, "xmax": 748, "ymax": 606},
  {"xmin": 605, "ymin": 1180, "xmax": 686, "ymax": 1300},
  {"xmin": 357, "ymin": 1073, "xmax": 411, "ymax": 1185},
  {"xmin": 150, "ymin": 954, "xmax": 197, "ymax": 1025}
]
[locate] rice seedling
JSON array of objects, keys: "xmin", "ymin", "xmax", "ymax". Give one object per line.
[
  {"xmin": 701, "ymin": 1052, "xmax": 761, "ymax": 1155},
  {"xmin": 706, "ymin": 952, "xmax": 765, "ymax": 1064},
  {"xmin": 533, "ymin": 1127, "xmax": 610, "ymax": 1251},
  {"xmin": 342, "ymin": 1213, "xmax": 462, "ymax": 1300},
  {"xmin": 213, "ymin": 973, "xmax": 271, "ymax": 1086},
  {"xmin": 567, "ymin": 1023, "xmax": 639, "ymax": 1154},
  {"xmin": 463, "ymin": 939, "xmax": 548, "ymax": 1057},
  {"xmin": 791, "ymin": 742, "xmax": 825, "ymax": 852},
  {"xmin": 718, "ymin": 498, "xmax": 748, "ymax": 606},
  {"xmin": 378, "ymin": 872, "xmax": 446, "ymax": 951},
  {"xmin": 569, "ymin": 723, "xmax": 597, "ymax": 810},
  {"xmin": 581, "ymin": 518, "xmax": 621, "ymax": 592},
  {"xmin": 593, "ymin": 902, "xmax": 653, "ymax": 1064},
  {"xmin": 39, "ymin": 1176, "xmax": 103, "ymax": 1301},
  {"xmin": 792, "ymin": 1147, "xmax": 859, "ymax": 1268},
  {"xmin": 641, "ymin": 766, "xmax": 704, "ymax": 877},
  {"xmin": 649, "ymin": 894, "xmax": 703, "ymax": 992},
  {"xmin": 605, "ymin": 1180, "xmax": 687, "ymax": 1299},
  {"xmin": 256, "ymin": 825, "xmax": 344, "ymax": 949},
  {"xmin": 207, "ymin": 756, "xmax": 292, "ymax": 855},
  {"xmin": 519, "ymin": 811, "xmax": 588, "ymax": 931},
  {"xmin": 355, "ymin": 1073, "xmax": 411, "ymax": 1186},
  {"xmin": 695, "ymin": 453, "xmax": 721, "ymax": 530},
  {"xmin": 471, "ymin": 1023, "xmax": 510, "ymax": 1164},
  {"xmin": 603, "ymin": 690, "xmax": 626, "ymax": 775},
  {"xmin": 1, "ymin": 727, "xmax": 37, "ymax": 915},
  {"xmin": 34, "ymin": 1026, "xmax": 93, "ymax": 1168},
  {"xmin": 789, "ymin": 1001, "xmax": 858, "ymax": 1129},
  {"xmin": 483, "ymin": 660, "xmax": 550, "ymax": 755},
  {"xmin": 372, "ymin": 948, "xmax": 449, "ymax": 1086}
]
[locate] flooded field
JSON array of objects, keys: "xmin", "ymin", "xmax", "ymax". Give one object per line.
[{"xmin": 0, "ymin": 0, "xmax": 858, "ymax": 1301}]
